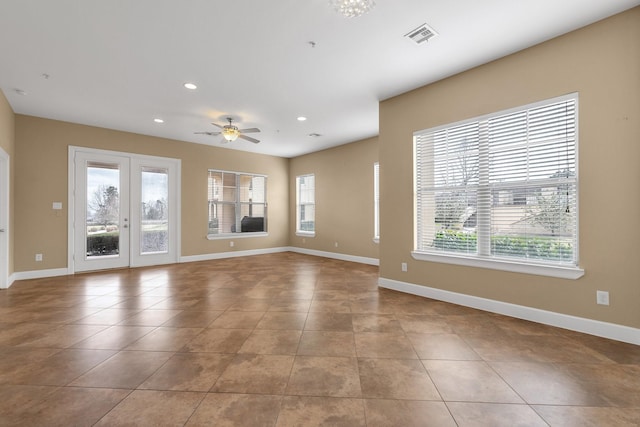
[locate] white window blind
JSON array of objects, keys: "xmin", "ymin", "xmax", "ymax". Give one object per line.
[
  {"xmin": 415, "ymin": 94, "xmax": 578, "ymax": 267},
  {"xmin": 296, "ymin": 174, "xmax": 315, "ymax": 234}
]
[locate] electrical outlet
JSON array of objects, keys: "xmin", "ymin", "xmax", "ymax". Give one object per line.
[
  {"xmin": 401, "ymin": 262, "xmax": 408, "ymax": 272},
  {"xmin": 596, "ymin": 290, "xmax": 609, "ymax": 306},
  {"xmin": 302, "ymin": 238, "xmax": 306, "ymax": 244},
  {"xmin": 334, "ymin": 242, "xmax": 339, "ymax": 248},
  {"xmin": 35, "ymin": 253, "xmax": 43, "ymax": 262},
  {"xmin": 230, "ymin": 241, "xmax": 234, "ymax": 248}
]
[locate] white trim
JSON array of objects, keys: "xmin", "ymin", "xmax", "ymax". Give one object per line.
[
  {"xmin": 12, "ymin": 268, "xmax": 70, "ymax": 281},
  {"xmin": 378, "ymin": 277, "xmax": 640, "ymax": 346},
  {"xmin": 295, "ymin": 173, "xmax": 315, "ymax": 237},
  {"xmin": 411, "ymin": 251, "xmax": 584, "ymax": 280},
  {"xmin": 67, "ymin": 147, "xmax": 75, "ymax": 274},
  {"xmin": 180, "ymin": 246, "xmax": 290, "ymax": 263},
  {"xmin": 413, "ymin": 93, "xmax": 581, "ymax": 278},
  {"xmin": 295, "ymin": 231, "xmax": 315, "ymax": 238},
  {"xmin": 207, "ymin": 168, "xmax": 267, "ymax": 178},
  {"xmin": 0, "ymin": 148, "xmax": 9, "ymax": 289},
  {"xmin": 207, "ymin": 232, "xmax": 268, "ymax": 241},
  {"xmin": 7, "ymin": 273, "xmax": 16, "ymax": 288},
  {"xmin": 374, "ymin": 161, "xmax": 380, "ymax": 242},
  {"xmin": 207, "ymin": 169, "xmax": 267, "ymax": 237},
  {"xmin": 68, "ymin": 146, "xmax": 182, "ymax": 272},
  {"xmin": 10, "ymin": 248, "xmax": 378, "ymax": 281},
  {"xmin": 289, "ymin": 247, "xmax": 379, "ymax": 266}
]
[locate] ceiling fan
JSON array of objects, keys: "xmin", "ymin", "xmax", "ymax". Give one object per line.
[{"xmin": 195, "ymin": 117, "xmax": 261, "ymax": 144}]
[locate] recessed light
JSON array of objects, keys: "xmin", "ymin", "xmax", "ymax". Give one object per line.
[
  {"xmin": 153, "ymin": 118, "xmax": 164, "ymax": 123},
  {"xmin": 184, "ymin": 82, "xmax": 197, "ymax": 90},
  {"xmin": 14, "ymin": 89, "xmax": 27, "ymax": 96},
  {"xmin": 297, "ymin": 116, "xmax": 307, "ymax": 121},
  {"xmin": 308, "ymin": 133, "xmax": 322, "ymax": 137}
]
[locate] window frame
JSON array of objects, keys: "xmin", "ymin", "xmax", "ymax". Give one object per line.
[
  {"xmin": 296, "ymin": 174, "xmax": 316, "ymax": 237},
  {"xmin": 412, "ymin": 94, "xmax": 584, "ymax": 279},
  {"xmin": 373, "ymin": 162, "xmax": 380, "ymax": 243},
  {"xmin": 206, "ymin": 169, "xmax": 268, "ymax": 240}
]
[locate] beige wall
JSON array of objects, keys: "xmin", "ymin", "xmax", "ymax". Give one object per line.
[
  {"xmin": 0, "ymin": 91, "xmax": 14, "ymax": 275},
  {"xmin": 379, "ymin": 8, "xmax": 640, "ymax": 329},
  {"xmin": 14, "ymin": 115, "xmax": 289, "ymax": 272},
  {"xmin": 289, "ymin": 137, "xmax": 379, "ymax": 261},
  {"xmin": 6, "ymin": 8, "xmax": 639, "ymax": 333}
]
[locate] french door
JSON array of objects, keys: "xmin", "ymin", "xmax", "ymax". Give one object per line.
[{"xmin": 71, "ymin": 148, "xmax": 180, "ymax": 272}]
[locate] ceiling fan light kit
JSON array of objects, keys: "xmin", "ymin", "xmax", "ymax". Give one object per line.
[
  {"xmin": 330, "ymin": 0, "xmax": 376, "ymax": 18},
  {"xmin": 222, "ymin": 126, "xmax": 240, "ymax": 142},
  {"xmin": 195, "ymin": 117, "xmax": 261, "ymax": 144}
]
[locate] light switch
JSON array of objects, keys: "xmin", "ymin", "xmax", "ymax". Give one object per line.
[{"xmin": 52, "ymin": 202, "xmax": 63, "ymax": 210}]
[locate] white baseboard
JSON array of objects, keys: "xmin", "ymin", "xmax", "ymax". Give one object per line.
[
  {"xmin": 2, "ymin": 273, "xmax": 16, "ymax": 289},
  {"xmin": 179, "ymin": 247, "xmax": 290, "ymax": 263},
  {"xmin": 379, "ymin": 277, "xmax": 640, "ymax": 346},
  {"xmin": 288, "ymin": 247, "xmax": 379, "ymax": 266},
  {"xmin": 11, "ymin": 268, "xmax": 71, "ymax": 282},
  {"xmin": 180, "ymin": 247, "xmax": 379, "ymax": 266},
  {"xmin": 8, "ymin": 247, "xmax": 378, "ymax": 283}
]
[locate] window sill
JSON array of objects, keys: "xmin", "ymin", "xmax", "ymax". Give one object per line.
[
  {"xmin": 207, "ymin": 232, "xmax": 268, "ymax": 240},
  {"xmin": 411, "ymin": 251, "xmax": 584, "ymax": 280},
  {"xmin": 296, "ymin": 231, "xmax": 315, "ymax": 238}
]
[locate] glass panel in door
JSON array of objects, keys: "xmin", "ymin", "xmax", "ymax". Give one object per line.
[
  {"xmin": 86, "ymin": 163, "xmax": 121, "ymax": 258},
  {"xmin": 140, "ymin": 167, "xmax": 169, "ymax": 254},
  {"xmin": 74, "ymin": 152, "xmax": 129, "ymax": 272},
  {"xmin": 72, "ymin": 149, "xmax": 178, "ymax": 272}
]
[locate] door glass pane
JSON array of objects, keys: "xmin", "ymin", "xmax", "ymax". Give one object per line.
[
  {"xmin": 86, "ymin": 163, "xmax": 120, "ymax": 258},
  {"xmin": 141, "ymin": 167, "xmax": 168, "ymax": 254}
]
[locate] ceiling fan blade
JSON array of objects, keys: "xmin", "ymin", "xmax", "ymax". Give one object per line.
[
  {"xmin": 194, "ymin": 131, "xmax": 222, "ymax": 136},
  {"xmin": 238, "ymin": 127, "xmax": 260, "ymax": 134},
  {"xmin": 211, "ymin": 122, "xmax": 225, "ymax": 129},
  {"xmin": 239, "ymin": 134, "xmax": 260, "ymax": 144}
]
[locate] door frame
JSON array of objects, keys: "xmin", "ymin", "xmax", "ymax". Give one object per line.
[
  {"xmin": 68, "ymin": 146, "xmax": 181, "ymax": 273},
  {"xmin": 0, "ymin": 147, "xmax": 9, "ymax": 289}
]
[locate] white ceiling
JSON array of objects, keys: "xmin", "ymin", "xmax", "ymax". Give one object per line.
[{"xmin": 1, "ymin": 1, "xmax": 638, "ymax": 158}]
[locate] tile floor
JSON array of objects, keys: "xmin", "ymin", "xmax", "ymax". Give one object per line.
[{"xmin": 0, "ymin": 252, "xmax": 639, "ymax": 426}]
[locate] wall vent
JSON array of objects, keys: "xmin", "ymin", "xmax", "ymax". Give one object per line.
[{"xmin": 404, "ymin": 23, "xmax": 438, "ymax": 45}]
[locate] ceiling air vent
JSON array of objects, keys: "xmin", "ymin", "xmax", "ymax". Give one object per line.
[{"xmin": 404, "ymin": 23, "xmax": 438, "ymax": 45}]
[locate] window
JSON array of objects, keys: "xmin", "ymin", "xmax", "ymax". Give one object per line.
[
  {"xmin": 374, "ymin": 162, "xmax": 380, "ymax": 242},
  {"xmin": 414, "ymin": 94, "xmax": 582, "ymax": 278},
  {"xmin": 296, "ymin": 174, "xmax": 315, "ymax": 235},
  {"xmin": 207, "ymin": 170, "xmax": 266, "ymax": 236}
]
